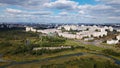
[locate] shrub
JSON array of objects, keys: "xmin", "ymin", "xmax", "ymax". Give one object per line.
[{"xmin": 102, "ymin": 49, "xmax": 120, "ymax": 56}]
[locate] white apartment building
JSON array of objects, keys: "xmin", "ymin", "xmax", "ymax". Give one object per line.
[
  {"xmin": 108, "ymin": 26, "xmax": 114, "ymax": 31},
  {"xmin": 116, "ymin": 35, "xmax": 120, "ymax": 40},
  {"xmin": 107, "ymin": 40, "xmax": 119, "ymax": 44},
  {"xmin": 26, "ymin": 25, "xmax": 110, "ymax": 40},
  {"xmin": 117, "ymin": 29, "xmax": 120, "ymax": 32},
  {"xmin": 37, "ymin": 29, "xmax": 60, "ymax": 34},
  {"xmin": 26, "ymin": 27, "xmax": 37, "ymax": 32},
  {"xmin": 92, "ymin": 31, "xmax": 107, "ymax": 37},
  {"xmin": 58, "ymin": 25, "xmax": 78, "ymax": 31}
]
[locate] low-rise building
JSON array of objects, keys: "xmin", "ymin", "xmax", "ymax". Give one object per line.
[
  {"xmin": 58, "ymin": 25, "xmax": 78, "ymax": 31},
  {"xmin": 26, "ymin": 25, "xmax": 110, "ymax": 39},
  {"xmin": 26, "ymin": 27, "xmax": 36, "ymax": 32},
  {"xmin": 84, "ymin": 37, "xmax": 94, "ymax": 41},
  {"xmin": 37, "ymin": 29, "xmax": 60, "ymax": 34},
  {"xmin": 107, "ymin": 40, "xmax": 119, "ymax": 44},
  {"xmin": 116, "ymin": 35, "xmax": 120, "ymax": 40},
  {"xmin": 108, "ymin": 26, "xmax": 114, "ymax": 32},
  {"xmin": 117, "ymin": 29, "xmax": 120, "ymax": 32},
  {"xmin": 33, "ymin": 46, "xmax": 71, "ymax": 50},
  {"xmin": 92, "ymin": 31, "xmax": 107, "ymax": 38},
  {"xmin": 58, "ymin": 32, "xmax": 76, "ymax": 39}
]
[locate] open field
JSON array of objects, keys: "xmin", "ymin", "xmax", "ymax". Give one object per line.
[{"xmin": 0, "ymin": 30, "xmax": 120, "ymax": 68}]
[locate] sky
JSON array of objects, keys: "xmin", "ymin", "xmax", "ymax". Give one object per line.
[{"xmin": 0, "ymin": 0, "xmax": 120, "ymax": 23}]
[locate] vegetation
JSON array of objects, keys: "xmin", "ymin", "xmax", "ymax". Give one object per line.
[
  {"xmin": 102, "ymin": 49, "xmax": 120, "ymax": 57},
  {"xmin": 6, "ymin": 54, "xmax": 120, "ymax": 68},
  {"xmin": 0, "ymin": 30, "xmax": 85, "ymax": 57},
  {"xmin": 0, "ymin": 29, "xmax": 120, "ymax": 68},
  {"xmin": 41, "ymin": 58, "xmax": 120, "ymax": 68},
  {"xmin": 38, "ymin": 36, "xmax": 66, "ymax": 47}
]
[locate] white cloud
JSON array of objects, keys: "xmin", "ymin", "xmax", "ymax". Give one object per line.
[
  {"xmin": 78, "ymin": 4, "xmax": 120, "ymax": 17},
  {"xmin": 78, "ymin": 4, "xmax": 112, "ymax": 10},
  {"xmin": 96, "ymin": 0, "xmax": 120, "ymax": 9},
  {"xmin": 6, "ymin": 8, "xmax": 23, "ymax": 14},
  {"xmin": 44, "ymin": 0, "xmax": 79, "ymax": 10},
  {"xmin": 0, "ymin": 0, "xmax": 50, "ymax": 10},
  {"xmin": 5, "ymin": 8, "xmax": 52, "ymax": 15},
  {"xmin": 78, "ymin": 10, "xmax": 85, "ymax": 14},
  {"xmin": 59, "ymin": 12, "xmax": 68, "ymax": 16},
  {"xmin": 0, "ymin": 0, "xmax": 120, "ymax": 23}
]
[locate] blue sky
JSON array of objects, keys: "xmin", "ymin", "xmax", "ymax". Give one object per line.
[
  {"xmin": 0, "ymin": 0, "xmax": 120, "ymax": 23},
  {"xmin": 73, "ymin": 0, "xmax": 98, "ymax": 5}
]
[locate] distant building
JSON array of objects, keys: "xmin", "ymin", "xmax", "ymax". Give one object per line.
[
  {"xmin": 116, "ymin": 35, "xmax": 120, "ymax": 40},
  {"xmin": 26, "ymin": 27, "xmax": 36, "ymax": 32},
  {"xmin": 33, "ymin": 46, "xmax": 71, "ymax": 50},
  {"xmin": 57, "ymin": 25, "xmax": 78, "ymax": 31},
  {"xmin": 58, "ymin": 32, "xmax": 77, "ymax": 39},
  {"xmin": 37, "ymin": 29, "xmax": 60, "ymax": 34},
  {"xmin": 92, "ymin": 32, "xmax": 107, "ymax": 38},
  {"xmin": 84, "ymin": 37, "xmax": 94, "ymax": 41},
  {"xmin": 108, "ymin": 26, "xmax": 114, "ymax": 32},
  {"xmin": 107, "ymin": 40, "xmax": 119, "ymax": 44},
  {"xmin": 117, "ymin": 29, "xmax": 120, "ymax": 32},
  {"xmin": 26, "ymin": 25, "xmax": 110, "ymax": 39}
]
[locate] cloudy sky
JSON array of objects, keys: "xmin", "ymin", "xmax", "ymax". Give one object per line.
[{"xmin": 0, "ymin": 0, "xmax": 120, "ymax": 23}]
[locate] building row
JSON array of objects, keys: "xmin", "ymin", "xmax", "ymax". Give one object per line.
[{"xmin": 25, "ymin": 25, "xmax": 115, "ymax": 40}]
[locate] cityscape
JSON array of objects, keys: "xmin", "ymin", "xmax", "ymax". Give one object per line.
[{"xmin": 0, "ymin": 0, "xmax": 120, "ymax": 68}]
